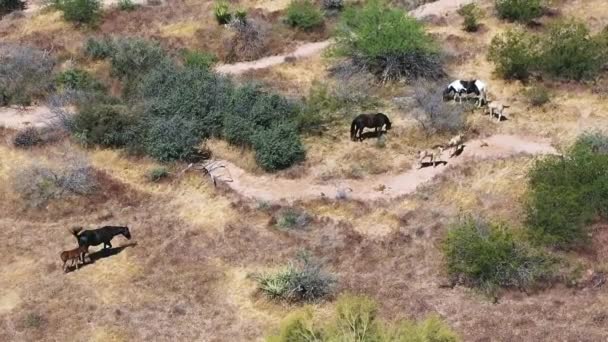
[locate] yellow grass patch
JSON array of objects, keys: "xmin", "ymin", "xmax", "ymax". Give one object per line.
[
  {"xmin": 18, "ymin": 11, "xmax": 69, "ymax": 35},
  {"xmin": 158, "ymin": 21, "xmax": 202, "ymax": 39},
  {"xmin": 206, "ymin": 139, "xmax": 261, "ymax": 174},
  {"xmin": 89, "ymin": 327, "xmax": 130, "ymax": 342}
]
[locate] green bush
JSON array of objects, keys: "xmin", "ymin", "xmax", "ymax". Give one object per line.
[
  {"xmin": 540, "ymin": 20, "xmax": 606, "ymax": 80},
  {"xmin": 71, "ymin": 103, "xmax": 136, "ymax": 148},
  {"xmin": 266, "ymin": 295, "xmax": 460, "ymax": 342},
  {"xmin": 56, "ymin": 0, "xmax": 101, "ymax": 25},
  {"xmin": 214, "ymin": 1, "xmax": 231, "ymax": 25},
  {"xmin": 526, "ymin": 133, "xmax": 608, "ymax": 248},
  {"xmin": 0, "ymin": 0, "xmax": 25, "ymax": 16},
  {"xmin": 56, "ymin": 68, "xmax": 105, "ymax": 93},
  {"xmin": 253, "ymin": 123, "xmax": 305, "ymax": 171},
  {"xmin": 444, "ymin": 217, "xmax": 553, "ymax": 294},
  {"xmin": 183, "ymin": 50, "xmax": 218, "ymax": 70},
  {"xmin": 276, "ymin": 208, "xmax": 311, "ymax": 229},
  {"xmin": 254, "ymin": 253, "xmax": 335, "ymax": 302},
  {"xmin": 523, "ymin": 84, "xmax": 550, "ymax": 107},
  {"xmin": 148, "ymin": 166, "xmax": 169, "ymax": 182},
  {"xmin": 332, "ymin": 0, "xmax": 443, "ymax": 82},
  {"xmin": 141, "ymin": 115, "xmax": 203, "ymax": 162},
  {"xmin": 457, "ymin": 3, "xmax": 482, "ymax": 32},
  {"xmin": 285, "ymin": 0, "xmax": 324, "ymax": 31},
  {"xmin": 487, "ymin": 28, "xmax": 539, "ymax": 80},
  {"xmin": 495, "ymin": 0, "xmax": 543, "ymax": 23},
  {"xmin": 117, "ymin": 0, "xmax": 135, "ymax": 11},
  {"xmin": 107, "ymin": 38, "xmax": 167, "ymax": 81},
  {"xmin": 84, "ymin": 37, "xmax": 114, "ymax": 60}
]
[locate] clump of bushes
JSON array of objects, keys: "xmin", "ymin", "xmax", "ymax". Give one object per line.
[
  {"xmin": 12, "ymin": 127, "xmax": 62, "ymax": 148},
  {"xmin": 332, "ymin": 0, "xmax": 444, "ymax": 82},
  {"xmin": 444, "ymin": 217, "xmax": 554, "ymax": 295},
  {"xmin": 487, "ymin": 28, "xmax": 539, "ymax": 80},
  {"xmin": 54, "ymin": 0, "xmax": 101, "ymax": 25},
  {"xmin": 214, "ymin": 1, "xmax": 232, "ymax": 25},
  {"xmin": 71, "ymin": 103, "xmax": 136, "ymax": 148},
  {"xmin": 523, "ymin": 84, "xmax": 550, "ymax": 107},
  {"xmin": 267, "ymin": 294, "xmax": 459, "ymax": 342},
  {"xmin": 495, "ymin": 0, "xmax": 543, "ymax": 24},
  {"xmin": 56, "ymin": 68, "xmax": 105, "ymax": 93},
  {"xmin": 253, "ymin": 123, "xmax": 305, "ymax": 171},
  {"xmin": 117, "ymin": 0, "xmax": 135, "ymax": 11},
  {"xmin": 224, "ymin": 18, "xmax": 269, "ymax": 62},
  {"xmin": 0, "ymin": 0, "xmax": 25, "ymax": 16},
  {"xmin": 526, "ymin": 132, "xmax": 608, "ymax": 249},
  {"xmin": 276, "ymin": 208, "xmax": 311, "ymax": 229},
  {"xmin": 285, "ymin": 0, "xmax": 324, "ymax": 31},
  {"xmin": 322, "ymin": 0, "xmax": 342, "ymax": 12},
  {"xmin": 411, "ymin": 80, "xmax": 467, "ymax": 136},
  {"xmin": 0, "ymin": 44, "xmax": 55, "ymax": 106},
  {"xmin": 457, "ymin": 3, "xmax": 482, "ymax": 32},
  {"xmin": 148, "ymin": 166, "xmax": 169, "ymax": 182},
  {"xmin": 182, "ymin": 50, "xmax": 218, "ymax": 70},
  {"xmin": 84, "ymin": 37, "xmax": 114, "ymax": 60},
  {"xmin": 253, "ymin": 253, "xmax": 335, "ymax": 302}
]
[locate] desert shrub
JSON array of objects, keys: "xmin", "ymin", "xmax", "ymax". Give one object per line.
[
  {"xmin": 55, "ymin": 0, "xmax": 101, "ymax": 25},
  {"xmin": 148, "ymin": 166, "xmax": 169, "ymax": 182},
  {"xmin": 214, "ymin": 0, "xmax": 231, "ymax": 25},
  {"xmin": 526, "ymin": 132, "xmax": 608, "ymax": 248},
  {"xmin": 539, "ymin": 20, "xmax": 607, "ymax": 80},
  {"xmin": 224, "ymin": 18, "xmax": 269, "ymax": 62},
  {"xmin": 457, "ymin": 3, "xmax": 482, "ymax": 32},
  {"xmin": 332, "ymin": 0, "xmax": 443, "ymax": 82},
  {"xmin": 487, "ymin": 28, "xmax": 539, "ymax": 80},
  {"xmin": 0, "ymin": 44, "xmax": 55, "ymax": 106},
  {"xmin": 0, "ymin": 0, "xmax": 25, "ymax": 16},
  {"xmin": 266, "ymin": 294, "xmax": 459, "ymax": 342},
  {"xmin": 495, "ymin": 0, "xmax": 543, "ymax": 23},
  {"xmin": 411, "ymin": 81, "xmax": 466, "ymax": 136},
  {"xmin": 322, "ymin": 0, "xmax": 342, "ymax": 11},
  {"xmin": 84, "ymin": 37, "xmax": 114, "ymax": 60},
  {"xmin": 13, "ymin": 156, "xmax": 97, "ymax": 207},
  {"xmin": 56, "ymin": 68, "xmax": 105, "ymax": 93},
  {"xmin": 285, "ymin": 0, "xmax": 324, "ymax": 30},
  {"xmin": 13, "ymin": 127, "xmax": 42, "ymax": 148},
  {"xmin": 117, "ymin": 0, "xmax": 135, "ymax": 11},
  {"xmin": 71, "ymin": 103, "xmax": 136, "ymax": 148},
  {"xmin": 523, "ymin": 84, "xmax": 550, "ymax": 107},
  {"xmin": 254, "ymin": 253, "xmax": 335, "ymax": 302},
  {"xmin": 141, "ymin": 115, "xmax": 202, "ymax": 162},
  {"xmin": 183, "ymin": 50, "xmax": 218, "ymax": 70},
  {"xmin": 253, "ymin": 123, "xmax": 306, "ymax": 171},
  {"xmin": 277, "ymin": 208, "xmax": 311, "ymax": 229},
  {"xmin": 107, "ymin": 37, "xmax": 167, "ymax": 81},
  {"xmin": 444, "ymin": 216, "xmax": 553, "ymax": 294}
]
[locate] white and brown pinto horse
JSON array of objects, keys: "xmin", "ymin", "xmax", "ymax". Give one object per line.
[{"xmin": 443, "ymin": 80, "xmax": 487, "ymax": 107}]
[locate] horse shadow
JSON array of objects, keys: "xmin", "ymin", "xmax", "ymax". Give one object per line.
[
  {"xmin": 360, "ymin": 130, "xmax": 387, "ymax": 141},
  {"xmin": 64, "ymin": 242, "xmax": 137, "ymax": 273},
  {"xmin": 418, "ymin": 161, "xmax": 448, "ymax": 169},
  {"xmin": 449, "ymin": 145, "xmax": 466, "ymax": 158}
]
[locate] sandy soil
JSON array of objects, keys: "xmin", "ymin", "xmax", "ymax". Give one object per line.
[
  {"xmin": 211, "ymin": 134, "xmax": 556, "ymax": 202},
  {"xmin": 0, "ymin": 106, "xmax": 54, "ymax": 129}
]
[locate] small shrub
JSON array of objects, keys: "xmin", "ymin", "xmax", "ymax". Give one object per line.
[
  {"xmin": 253, "ymin": 123, "xmax": 306, "ymax": 171},
  {"xmin": 148, "ymin": 166, "xmax": 169, "ymax": 182},
  {"xmin": 56, "ymin": 0, "xmax": 101, "ymax": 25},
  {"xmin": 526, "ymin": 133, "xmax": 608, "ymax": 248},
  {"xmin": 495, "ymin": 0, "xmax": 543, "ymax": 24},
  {"xmin": 117, "ymin": 0, "xmax": 135, "ymax": 11},
  {"xmin": 457, "ymin": 3, "xmax": 482, "ymax": 32},
  {"xmin": 107, "ymin": 37, "xmax": 167, "ymax": 80},
  {"xmin": 56, "ymin": 68, "xmax": 105, "ymax": 93},
  {"xmin": 214, "ymin": 1, "xmax": 231, "ymax": 25},
  {"xmin": 322, "ymin": 0, "xmax": 342, "ymax": 11},
  {"xmin": 254, "ymin": 253, "xmax": 335, "ymax": 302},
  {"xmin": 224, "ymin": 18, "xmax": 269, "ymax": 62},
  {"xmin": 183, "ymin": 50, "xmax": 218, "ymax": 70},
  {"xmin": 0, "ymin": 0, "xmax": 25, "ymax": 16},
  {"xmin": 285, "ymin": 0, "xmax": 324, "ymax": 31},
  {"xmin": 266, "ymin": 309, "xmax": 321, "ymax": 342},
  {"xmin": 13, "ymin": 127, "xmax": 42, "ymax": 148},
  {"xmin": 332, "ymin": 0, "xmax": 443, "ymax": 82},
  {"xmin": 444, "ymin": 216, "xmax": 553, "ymax": 294},
  {"xmin": 277, "ymin": 208, "xmax": 311, "ymax": 229},
  {"xmin": 71, "ymin": 103, "xmax": 136, "ymax": 148},
  {"xmin": 23, "ymin": 312, "xmax": 45, "ymax": 329},
  {"xmin": 84, "ymin": 37, "xmax": 114, "ymax": 60},
  {"xmin": 411, "ymin": 81, "xmax": 466, "ymax": 136},
  {"xmin": 487, "ymin": 28, "xmax": 539, "ymax": 80},
  {"xmin": 523, "ymin": 84, "xmax": 550, "ymax": 107}
]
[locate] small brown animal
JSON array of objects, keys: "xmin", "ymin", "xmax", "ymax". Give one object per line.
[
  {"xmin": 487, "ymin": 102, "xmax": 509, "ymax": 122},
  {"xmin": 60, "ymin": 245, "xmax": 89, "ymax": 272}
]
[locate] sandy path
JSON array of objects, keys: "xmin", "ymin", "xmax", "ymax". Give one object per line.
[
  {"xmin": 211, "ymin": 134, "xmax": 557, "ymax": 203},
  {"xmin": 0, "ymin": 106, "xmax": 54, "ymax": 129}
]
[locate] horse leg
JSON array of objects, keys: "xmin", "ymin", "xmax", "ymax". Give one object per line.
[
  {"xmin": 63, "ymin": 260, "xmax": 67, "ymax": 273},
  {"xmin": 358, "ymin": 127, "xmax": 364, "ymax": 142}
]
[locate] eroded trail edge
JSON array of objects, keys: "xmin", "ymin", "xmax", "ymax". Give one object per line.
[{"xmin": 210, "ymin": 134, "xmax": 557, "ymax": 203}]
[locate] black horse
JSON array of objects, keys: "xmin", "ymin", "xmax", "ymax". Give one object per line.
[
  {"xmin": 350, "ymin": 113, "xmax": 392, "ymax": 141},
  {"xmin": 73, "ymin": 226, "xmax": 132, "ymax": 250}
]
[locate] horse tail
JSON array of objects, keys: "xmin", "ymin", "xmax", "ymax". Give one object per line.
[{"xmin": 350, "ymin": 120, "xmax": 357, "ymax": 140}]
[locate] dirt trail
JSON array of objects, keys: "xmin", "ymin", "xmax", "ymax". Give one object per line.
[
  {"xmin": 211, "ymin": 134, "xmax": 557, "ymax": 203},
  {"xmin": 0, "ymin": 106, "xmax": 53, "ymax": 129}
]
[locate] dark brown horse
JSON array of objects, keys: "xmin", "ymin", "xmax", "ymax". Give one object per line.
[{"xmin": 350, "ymin": 113, "xmax": 392, "ymax": 141}]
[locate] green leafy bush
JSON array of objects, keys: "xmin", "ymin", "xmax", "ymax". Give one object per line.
[
  {"xmin": 117, "ymin": 0, "xmax": 135, "ymax": 11},
  {"xmin": 487, "ymin": 28, "xmax": 539, "ymax": 80},
  {"xmin": 266, "ymin": 294, "xmax": 460, "ymax": 342},
  {"xmin": 444, "ymin": 217, "xmax": 553, "ymax": 294},
  {"xmin": 84, "ymin": 37, "xmax": 114, "ymax": 60},
  {"xmin": 457, "ymin": 3, "xmax": 482, "ymax": 32},
  {"xmin": 253, "ymin": 123, "xmax": 305, "ymax": 171},
  {"xmin": 526, "ymin": 133, "xmax": 608, "ymax": 248},
  {"xmin": 322, "ymin": 0, "xmax": 342, "ymax": 11},
  {"xmin": 285, "ymin": 0, "xmax": 324, "ymax": 31},
  {"xmin": 332, "ymin": 0, "xmax": 443, "ymax": 82},
  {"xmin": 141, "ymin": 115, "xmax": 202, "ymax": 162},
  {"xmin": 56, "ymin": 68, "xmax": 105, "ymax": 93},
  {"xmin": 107, "ymin": 37, "xmax": 167, "ymax": 81},
  {"xmin": 56, "ymin": 0, "xmax": 101, "ymax": 25},
  {"xmin": 148, "ymin": 166, "xmax": 169, "ymax": 182},
  {"xmin": 183, "ymin": 50, "xmax": 218, "ymax": 70},
  {"xmin": 276, "ymin": 208, "xmax": 311, "ymax": 229},
  {"xmin": 71, "ymin": 103, "xmax": 136, "ymax": 148},
  {"xmin": 523, "ymin": 84, "xmax": 550, "ymax": 107},
  {"xmin": 0, "ymin": 0, "xmax": 25, "ymax": 16},
  {"xmin": 495, "ymin": 0, "xmax": 543, "ymax": 24},
  {"xmin": 254, "ymin": 253, "xmax": 335, "ymax": 302},
  {"xmin": 214, "ymin": 1, "xmax": 231, "ymax": 25},
  {"xmin": 540, "ymin": 20, "xmax": 607, "ymax": 80}
]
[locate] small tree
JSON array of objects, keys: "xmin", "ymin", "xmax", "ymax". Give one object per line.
[
  {"xmin": 487, "ymin": 28, "xmax": 539, "ymax": 80},
  {"xmin": 495, "ymin": 0, "xmax": 543, "ymax": 24},
  {"xmin": 457, "ymin": 3, "xmax": 482, "ymax": 32}
]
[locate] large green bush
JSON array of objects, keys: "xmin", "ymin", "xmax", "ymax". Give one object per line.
[
  {"xmin": 141, "ymin": 115, "xmax": 202, "ymax": 162},
  {"xmin": 526, "ymin": 132, "xmax": 608, "ymax": 248},
  {"xmin": 0, "ymin": 0, "xmax": 25, "ymax": 16},
  {"xmin": 56, "ymin": 0, "xmax": 101, "ymax": 25},
  {"xmin": 487, "ymin": 28, "xmax": 539, "ymax": 80},
  {"xmin": 71, "ymin": 103, "xmax": 136, "ymax": 148},
  {"xmin": 332, "ymin": 0, "xmax": 443, "ymax": 82},
  {"xmin": 266, "ymin": 294, "xmax": 459, "ymax": 342},
  {"xmin": 285, "ymin": 0, "xmax": 324, "ymax": 31},
  {"xmin": 253, "ymin": 123, "xmax": 305, "ymax": 171},
  {"xmin": 444, "ymin": 217, "xmax": 553, "ymax": 294},
  {"xmin": 107, "ymin": 38, "xmax": 167, "ymax": 80},
  {"xmin": 495, "ymin": 0, "xmax": 543, "ymax": 23},
  {"xmin": 84, "ymin": 37, "xmax": 115, "ymax": 60}
]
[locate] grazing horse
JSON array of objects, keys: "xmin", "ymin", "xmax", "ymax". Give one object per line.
[
  {"xmin": 60, "ymin": 245, "xmax": 89, "ymax": 272},
  {"xmin": 72, "ymin": 226, "xmax": 132, "ymax": 250},
  {"xmin": 443, "ymin": 80, "xmax": 487, "ymax": 107},
  {"xmin": 350, "ymin": 113, "xmax": 392, "ymax": 141}
]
